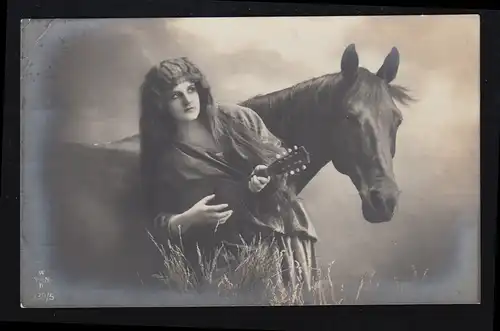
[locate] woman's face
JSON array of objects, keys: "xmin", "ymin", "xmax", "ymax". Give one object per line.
[{"xmin": 165, "ymin": 80, "xmax": 201, "ymax": 122}]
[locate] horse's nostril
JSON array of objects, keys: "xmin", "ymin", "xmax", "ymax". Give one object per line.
[
  {"xmin": 386, "ymin": 196, "xmax": 397, "ymax": 213},
  {"xmin": 370, "ymin": 190, "xmax": 385, "ymax": 210}
]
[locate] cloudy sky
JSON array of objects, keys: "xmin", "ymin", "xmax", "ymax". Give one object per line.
[{"xmin": 21, "ymin": 15, "xmax": 480, "ymax": 305}]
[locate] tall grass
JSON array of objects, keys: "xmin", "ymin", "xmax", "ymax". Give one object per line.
[
  {"xmin": 147, "ymin": 230, "xmax": 430, "ymax": 306},
  {"xmin": 148, "ymin": 230, "xmax": 337, "ymax": 305}
]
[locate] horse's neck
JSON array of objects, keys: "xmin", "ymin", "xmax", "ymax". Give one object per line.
[
  {"xmin": 289, "ymin": 149, "xmax": 330, "ymax": 195},
  {"xmin": 246, "ymin": 87, "xmax": 314, "ymax": 143},
  {"xmin": 244, "ymin": 91, "xmax": 333, "ymax": 194}
]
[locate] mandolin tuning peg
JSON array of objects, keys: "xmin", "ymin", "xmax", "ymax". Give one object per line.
[
  {"xmin": 295, "ymin": 168, "xmax": 300, "ymax": 172},
  {"xmin": 276, "ymin": 153, "xmax": 281, "ymax": 159},
  {"xmin": 302, "ymin": 165, "xmax": 307, "ymax": 170},
  {"xmin": 294, "ymin": 145, "xmax": 298, "ymax": 150},
  {"xmin": 290, "ymin": 170, "xmax": 295, "ymax": 175}
]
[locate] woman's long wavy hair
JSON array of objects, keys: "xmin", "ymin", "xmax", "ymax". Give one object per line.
[{"xmin": 139, "ymin": 62, "xmax": 296, "ymax": 221}]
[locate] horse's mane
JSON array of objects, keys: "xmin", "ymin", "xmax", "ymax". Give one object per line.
[
  {"xmin": 240, "ymin": 67, "xmax": 416, "ymax": 118},
  {"xmin": 240, "ymin": 73, "xmax": 341, "ymax": 111}
]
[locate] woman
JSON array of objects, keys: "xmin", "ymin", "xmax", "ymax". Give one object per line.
[{"xmin": 139, "ymin": 57, "xmax": 318, "ymax": 300}]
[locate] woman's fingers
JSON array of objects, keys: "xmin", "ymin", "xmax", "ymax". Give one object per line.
[
  {"xmin": 250, "ymin": 176, "xmax": 261, "ymax": 191},
  {"xmin": 205, "ymin": 203, "xmax": 229, "ymax": 212},
  {"xmin": 256, "ymin": 176, "xmax": 270, "ymax": 184},
  {"xmin": 220, "ymin": 210, "xmax": 233, "ymax": 220},
  {"xmin": 213, "ymin": 210, "xmax": 233, "ymax": 232},
  {"xmin": 248, "ymin": 174, "xmax": 271, "ymax": 193},
  {"xmin": 198, "ymin": 194, "xmax": 216, "ymax": 205},
  {"xmin": 251, "ymin": 164, "xmax": 268, "ymax": 177},
  {"xmin": 215, "ymin": 210, "xmax": 233, "ymax": 223}
]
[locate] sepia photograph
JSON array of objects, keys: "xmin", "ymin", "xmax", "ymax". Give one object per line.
[{"xmin": 20, "ymin": 15, "xmax": 480, "ymax": 307}]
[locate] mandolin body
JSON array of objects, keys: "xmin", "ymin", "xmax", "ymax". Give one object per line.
[{"xmin": 175, "ymin": 176, "xmax": 266, "ymax": 248}]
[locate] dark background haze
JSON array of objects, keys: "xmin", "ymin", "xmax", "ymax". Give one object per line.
[{"xmin": 20, "ymin": 16, "xmax": 480, "ymax": 306}]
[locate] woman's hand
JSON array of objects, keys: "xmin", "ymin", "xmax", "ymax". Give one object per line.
[
  {"xmin": 248, "ymin": 165, "xmax": 271, "ymax": 193},
  {"xmin": 170, "ymin": 194, "xmax": 233, "ymax": 233}
]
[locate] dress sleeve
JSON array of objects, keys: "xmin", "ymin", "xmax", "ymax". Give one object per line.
[{"xmin": 151, "ymin": 179, "xmax": 179, "ymax": 229}]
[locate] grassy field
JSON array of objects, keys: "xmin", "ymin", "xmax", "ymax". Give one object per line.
[{"xmin": 147, "ymin": 231, "xmax": 430, "ymax": 306}]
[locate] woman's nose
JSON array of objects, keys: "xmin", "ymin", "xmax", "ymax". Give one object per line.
[{"xmin": 181, "ymin": 94, "xmax": 191, "ymax": 105}]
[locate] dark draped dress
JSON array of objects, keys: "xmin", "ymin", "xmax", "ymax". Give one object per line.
[{"xmin": 150, "ymin": 103, "xmax": 318, "ymax": 298}]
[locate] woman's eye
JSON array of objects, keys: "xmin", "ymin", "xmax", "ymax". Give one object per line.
[{"xmin": 187, "ymin": 85, "xmax": 196, "ymax": 93}]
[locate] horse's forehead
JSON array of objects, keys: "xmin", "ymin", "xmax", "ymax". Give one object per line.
[
  {"xmin": 348, "ymin": 99, "xmax": 383, "ymax": 117},
  {"xmin": 349, "ymin": 94, "xmax": 396, "ymax": 118}
]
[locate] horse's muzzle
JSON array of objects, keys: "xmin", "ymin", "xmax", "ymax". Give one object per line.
[{"xmin": 361, "ymin": 181, "xmax": 400, "ymax": 223}]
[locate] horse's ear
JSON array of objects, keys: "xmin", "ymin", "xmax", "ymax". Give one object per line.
[
  {"xmin": 376, "ymin": 47, "xmax": 400, "ymax": 83},
  {"xmin": 341, "ymin": 43, "xmax": 359, "ymax": 80}
]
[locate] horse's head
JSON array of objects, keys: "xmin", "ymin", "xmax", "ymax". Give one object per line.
[
  {"xmin": 238, "ymin": 43, "xmax": 414, "ymax": 222},
  {"xmin": 329, "ymin": 44, "xmax": 412, "ymax": 223}
]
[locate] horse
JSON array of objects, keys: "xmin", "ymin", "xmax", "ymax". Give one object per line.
[{"xmin": 239, "ymin": 43, "xmax": 416, "ymax": 222}]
